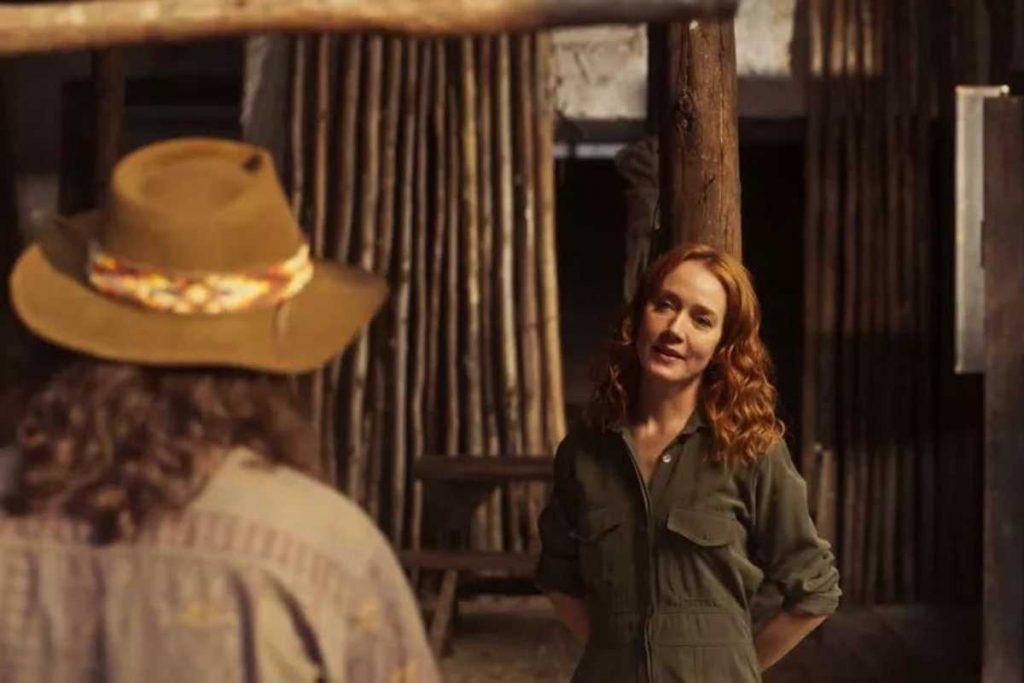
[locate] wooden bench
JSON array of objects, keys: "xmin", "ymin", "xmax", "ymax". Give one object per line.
[{"xmin": 402, "ymin": 455, "xmax": 552, "ymax": 655}]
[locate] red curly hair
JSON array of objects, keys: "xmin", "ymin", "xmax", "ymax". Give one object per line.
[{"xmin": 587, "ymin": 243, "xmax": 784, "ymax": 467}]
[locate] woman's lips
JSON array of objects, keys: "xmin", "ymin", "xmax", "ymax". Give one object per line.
[{"xmin": 652, "ymin": 344, "xmax": 685, "ymax": 361}]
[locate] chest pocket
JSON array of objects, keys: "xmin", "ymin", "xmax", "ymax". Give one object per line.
[
  {"xmin": 666, "ymin": 508, "xmax": 736, "ymax": 548},
  {"xmin": 572, "ymin": 507, "xmax": 627, "ymax": 604},
  {"xmin": 660, "ymin": 507, "xmax": 742, "ymax": 608}
]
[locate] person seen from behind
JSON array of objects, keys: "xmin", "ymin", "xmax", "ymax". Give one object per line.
[{"xmin": 0, "ymin": 138, "xmax": 438, "ymax": 682}]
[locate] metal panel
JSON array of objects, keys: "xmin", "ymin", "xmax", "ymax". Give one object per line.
[{"xmin": 955, "ymin": 85, "xmax": 1008, "ymax": 374}]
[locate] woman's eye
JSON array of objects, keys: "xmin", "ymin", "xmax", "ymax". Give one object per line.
[{"xmin": 695, "ymin": 317, "xmax": 712, "ymax": 328}]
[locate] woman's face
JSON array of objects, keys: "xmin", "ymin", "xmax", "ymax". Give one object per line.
[{"xmin": 635, "ymin": 259, "xmax": 728, "ymax": 387}]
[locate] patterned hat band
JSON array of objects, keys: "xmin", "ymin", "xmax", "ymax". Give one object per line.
[{"xmin": 87, "ymin": 243, "xmax": 314, "ymax": 315}]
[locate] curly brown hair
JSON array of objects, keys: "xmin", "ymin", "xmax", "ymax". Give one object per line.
[
  {"xmin": 588, "ymin": 243, "xmax": 784, "ymax": 467},
  {"xmin": 4, "ymin": 358, "xmax": 318, "ymax": 542}
]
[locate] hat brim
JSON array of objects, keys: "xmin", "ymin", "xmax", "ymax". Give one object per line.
[{"xmin": 10, "ymin": 214, "xmax": 387, "ymax": 374}]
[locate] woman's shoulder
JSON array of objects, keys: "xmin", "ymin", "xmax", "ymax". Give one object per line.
[{"xmin": 746, "ymin": 437, "xmax": 804, "ymax": 486}]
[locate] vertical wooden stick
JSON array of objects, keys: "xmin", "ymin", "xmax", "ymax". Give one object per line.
[
  {"xmin": 290, "ymin": 35, "xmax": 308, "ymax": 218},
  {"xmin": 445, "ymin": 44, "xmax": 461, "ymax": 459},
  {"xmin": 393, "ymin": 38, "xmax": 419, "ymax": 546},
  {"xmin": 851, "ymin": 0, "xmax": 878, "ymax": 603},
  {"xmin": 801, "ymin": 0, "xmax": 824, "ymax": 482},
  {"xmin": 425, "ymin": 40, "xmax": 448, "ymax": 459},
  {"xmin": 477, "ymin": 36, "xmax": 505, "ymax": 551},
  {"xmin": 838, "ymin": 0, "xmax": 861, "ymax": 601},
  {"xmin": 883, "ymin": 0, "xmax": 914, "ymax": 603},
  {"xmin": 325, "ymin": 34, "xmax": 362, "ymax": 493},
  {"xmin": 515, "ymin": 33, "xmax": 545, "ymax": 550},
  {"xmin": 860, "ymin": 0, "xmax": 891, "ymax": 602},
  {"xmin": 311, "ymin": 33, "xmax": 333, "ymax": 481},
  {"xmin": 410, "ymin": 41, "xmax": 433, "ymax": 555},
  {"xmin": 367, "ymin": 36, "xmax": 403, "ymax": 524},
  {"xmin": 495, "ymin": 34, "xmax": 525, "ymax": 552},
  {"xmin": 534, "ymin": 31, "xmax": 566, "ymax": 453},
  {"xmin": 913, "ymin": 0, "xmax": 936, "ymax": 601},
  {"xmin": 459, "ymin": 36, "xmax": 488, "ymax": 549},
  {"xmin": 334, "ymin": 34, "xmax": 363, "ymax": 264},
  {"xmin": 346, "ymin": 35, "xmax": 383, "ymax": 506}
]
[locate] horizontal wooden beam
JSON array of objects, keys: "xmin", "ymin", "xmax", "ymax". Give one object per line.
[
  {"xmin": 0, "ymin": 0, "xmax": 737, "ymax": 55},
  {"xmin": 400, "ymin": 550, "xmax": 539, "ymax": 575},
  {"xmin": 413, "ymin": 455, "xmax": 553, "ymax": 482}
]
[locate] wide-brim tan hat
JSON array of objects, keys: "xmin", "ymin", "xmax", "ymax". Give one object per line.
[{"xmin": 10, "ymin": 137, "xmax": 387, "ymax": 374}]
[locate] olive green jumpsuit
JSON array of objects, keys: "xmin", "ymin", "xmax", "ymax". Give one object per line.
[{"xmin": 536, "ymin": 411, "xmax": 840, "ymax": 682}]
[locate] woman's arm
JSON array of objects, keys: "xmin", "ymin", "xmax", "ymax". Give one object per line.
[
  {"xmin": 545, "ymin": 591, "xmax": 590, "ymax": 644},
  {"xmin": 536, "ymin": 437, "xmax": 590, "ymax": 642},
  {"xmin": 749, "ymin": 441, "xmax": 841, "ymax": 667},
  {"xmin": 754, "ymin": 611, "xmax": 826, "ymax": 671}
]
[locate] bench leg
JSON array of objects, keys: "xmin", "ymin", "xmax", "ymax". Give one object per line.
[{"xmin": 429, "ymin": 569, "xmax": 459, "ymax": 657}]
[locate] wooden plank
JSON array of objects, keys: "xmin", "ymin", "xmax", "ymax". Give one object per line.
[
  {"xmin": 401, "ymin": 550, "xmax": 539, "ymax": 575},
  {"xmin": 981, "ymin": 95, "xmax": 1024, "ymax": 683},
  {"xmin": 414, "ymin": 455, "xmax": 553, "ymax": 482},
  {"xmin": 0, "ymin": 0, "xmax": 738, "ymax": 56}
]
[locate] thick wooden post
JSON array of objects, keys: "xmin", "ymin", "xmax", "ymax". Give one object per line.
[
  {"xmin": 92, "ymin": 49, "xmax": 124, "ymax": 207},
  {"xmin": 981, "ymin": 96, "xmax": 1024, "ymax": 683},
  {"xmin": 659, "ymin": 18, "xmax": 741, "ymax": 255}
]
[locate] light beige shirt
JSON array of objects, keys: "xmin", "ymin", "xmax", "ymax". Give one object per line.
[{"xmin": 0, "ymin": 448, "xmax": 439, "ymax": 683}]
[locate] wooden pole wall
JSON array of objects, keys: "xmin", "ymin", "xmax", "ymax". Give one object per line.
[
  {"xmin": 282, "ymin": 32, "xmax": 565, "ymax": 555},
  {"xmin": 802, "ymin": 0, "xmax": 983, "ymax": 605}
]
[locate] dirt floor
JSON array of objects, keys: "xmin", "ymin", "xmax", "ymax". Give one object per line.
[
  {"xmin": 439, "ymin": 597, "xmax": 580, "ymax": 682},
  {"xmin": 437, "ymin": 597, "xmax": 979, "ymax": 682}
]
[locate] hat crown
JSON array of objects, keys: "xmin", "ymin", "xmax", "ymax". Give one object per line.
[{"xmin": 101, "ymin": 138, "xmax": 303, "ymax": 271}]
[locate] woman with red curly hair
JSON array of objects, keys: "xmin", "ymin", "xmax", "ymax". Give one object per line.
[{"xmin": 536, "ymin": 244, "xmax": 840, "ymax": 682}]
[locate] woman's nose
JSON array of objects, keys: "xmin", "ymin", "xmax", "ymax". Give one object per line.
[{"xmin": 662, "ymin": 315, "xmax": 686, "ymax": 341}]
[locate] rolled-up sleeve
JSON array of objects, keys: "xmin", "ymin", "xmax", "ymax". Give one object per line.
[
  {"xmin": 535, "ymin": 438, "xmax": 585, "ymax": 598},
  {"xmin": 751, "ymin": 440, "xmax": 841, "ymax": 617}
]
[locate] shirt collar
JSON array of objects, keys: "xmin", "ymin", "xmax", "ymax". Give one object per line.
[{"xmin": 613, "ymin": 406, "xmax": 710, "ymax": 440}]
